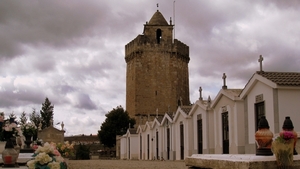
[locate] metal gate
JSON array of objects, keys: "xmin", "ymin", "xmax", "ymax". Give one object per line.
[
  {"xmin": 197, "ymin": 119, "xmax": 203, "ymax": 154},
  {"xmin": 222, "ymin": 112, "xmax": 229, "ymax": 154},
  {"xmin": 180, "ymin": 123, "xmax": 184, "ymax": 159}
]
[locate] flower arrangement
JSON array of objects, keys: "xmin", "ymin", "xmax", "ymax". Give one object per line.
[
  {"xmin": 272, "ymin": 131, "xmax": 295, "ymax": 168},
  {"xmin": 0, "ymin": 112, "xmax": 5, "ymax": 141},
  {"xmin": 21, "ymin": 122, "xmax": 37, "ymax": 136},
  {"xmin": 0, "ymin": 113, "xmax": 23, "ymax": 141},
  {"xmin": 277, "ymin": 131, "xmax": 295, "ymax": 143},
  {"xmin": 56, "ymin": 141, "xmax": 75, "ymax": 158},
  {"xmin": 27, "ymin": 142, "xmax": 67, "ymax": 169}
]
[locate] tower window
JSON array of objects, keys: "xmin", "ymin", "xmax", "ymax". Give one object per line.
[{"xmin": 156, "ymin": 29, "xmax": 162, "ymax": 44}]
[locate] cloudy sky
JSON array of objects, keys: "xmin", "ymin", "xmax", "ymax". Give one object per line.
[{"xmin": 0, "ymin": 1, "xmax": 299, "ymax": 136}]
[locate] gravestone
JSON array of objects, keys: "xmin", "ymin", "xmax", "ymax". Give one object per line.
[{"xmin": 38, "ymin": 126, "xmax": 65, "ymax": 144}]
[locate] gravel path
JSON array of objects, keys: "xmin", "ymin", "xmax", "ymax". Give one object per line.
[{"xmin": 68, "ymin": 159, "xmax": 189, "ymax": 169}]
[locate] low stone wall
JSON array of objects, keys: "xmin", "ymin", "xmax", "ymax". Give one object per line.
[{"xmin": 185, "ymin": 154, "xmax": 300, "ymax": 169}]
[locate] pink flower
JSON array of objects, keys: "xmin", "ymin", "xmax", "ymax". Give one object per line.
[
  {"xmin": 280, "ymin": 131, "xmax": 294, "ymax": 140},
  {"xmin": 53, "ymin": 149, "xmax": 61, "ymax": 156},
  {"xmin": 32, "ymin": 145, "xmax": 39, "ymax": 150}
]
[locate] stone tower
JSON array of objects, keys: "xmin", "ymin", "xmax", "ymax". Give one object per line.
[{"xmin": 125, "ymin": 10, "xmax": 190, "ymax": 125}]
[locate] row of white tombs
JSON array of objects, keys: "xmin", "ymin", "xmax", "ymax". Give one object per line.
[{"xmin": 117, "ymin": 71, "xmax": 300, "ymax": 160}]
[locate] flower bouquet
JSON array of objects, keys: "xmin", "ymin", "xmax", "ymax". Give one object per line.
[
  {"xmin": 21, "ymin": 122, "xmax": 37, "ymax": 148},
  {"xmin": 27, "ymin": 142, "xmax": 68, "ymax": 169},
  {"xmin": 21, "ymin": 122, "xmax": 37, "ymax": 136},
  {"xmin": 0, "ymin": 113, "xmax": 23, "ymax": 141},
  {"xmin": 272, "ymin": 131, "xmax": 295, "ymax": 169},
  {"xmin": 56, "ymin": 141, "xmax": 74, "ymax": 158}
]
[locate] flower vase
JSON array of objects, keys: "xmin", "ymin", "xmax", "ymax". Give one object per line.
[
  {"xmin": 2, "ymin": 139, "xmax": 19, "ymax": 167},
  {"xmin": 272, "ymin": 139, "xmax": 294, "ymax": 169},
  {"xmin": 255, "ymin": 116, "xmax": 273, "ymax": 156},
  {"xmin": 0, "ymin": 141, "xmax": 6, "ymax": 153},
  {"xmin": 281, "ymin": 116, "xmax": 298, "ymax": 155},
  {"xmin": 24, "ymin": 134, "xmax": 33, "ymax": 149}
]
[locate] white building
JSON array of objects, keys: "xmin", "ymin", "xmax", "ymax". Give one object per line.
[
  {"xmin": 120, "ymin": 59, "xmax": 300, "ymax": 160},
  {"xmin": 240, "ymin": 71, "xmax": 300, "ymax": 154}
]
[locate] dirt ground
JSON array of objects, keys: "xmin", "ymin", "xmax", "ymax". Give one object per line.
[{"xmin": 68, "ymin": 159, "xmax": 190, "ymax": 169}]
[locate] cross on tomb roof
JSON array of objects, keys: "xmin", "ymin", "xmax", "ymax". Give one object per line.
[
  {"xmin": 258, "ymin": 55, "xmax": 263, "ymax": 72},
  {"xmin": 222, "ymin": 73, "xmax": 227, "ymax": 89}
]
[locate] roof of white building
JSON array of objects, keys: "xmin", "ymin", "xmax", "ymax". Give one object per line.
[{"xmin": 257, "ymin": 71, "xmax": 300, "ymax": 86}]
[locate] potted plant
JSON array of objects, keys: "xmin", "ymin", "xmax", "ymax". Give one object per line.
[
  {"xmin": 27, "ymin": 142, "xmax": 67, "ymax": 169},
  {"xmin": 21, "ymin": 122, "xmax": 37, "ymax": 148},
  {"xmin": 272, "ymin": 130, "xmax": 295, "ymax": 168}
]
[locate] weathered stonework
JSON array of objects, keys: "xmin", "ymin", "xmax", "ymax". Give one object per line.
[
  {"xmin": 38, "ymin": 126, "xmax": 65, "ymax": 144},
  {"xmin": 185, "ymin": 154, "xmax": 300, "ymax": 169},
  {"xmin": 125, "ymin": 10, "xmax": 190, "ymax": 125}
]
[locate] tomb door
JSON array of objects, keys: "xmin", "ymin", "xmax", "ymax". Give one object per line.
[
  {"xmin": 197, "ymin": 118, "xmax": 203, "ymax": 154},
  {"xmin": 128, "ymin": 137, "xmax": 130, "ymax": 159},
  {"xmin": 140, "ymin": 135, "xmax": 142, "ymax": 159},
  {"xmin": 222, "ymin": 112, "xmax": 229, "ymax": 154},
  {"xmin": 147, "ymin": 134, "xmax": 150, "ymax": 160},
  {"xmin": 156, "ymin": 131, "xmax": 159, "ymax": 159},
  {"xmin": 180, "ymin": 123, "xmax": 184, "ymax": 160},
  {"xmin": 255, "ymin": 102, "xmax": 265, "ymax": 131},
  {"xmin": 167, "ymin": 128, "xmax": 170, "ymax": 160}
]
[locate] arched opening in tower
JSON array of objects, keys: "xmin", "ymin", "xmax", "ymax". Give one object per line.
[{"xmin": 156, "ymin": 29, "xmax": 162, "ymax": 44}]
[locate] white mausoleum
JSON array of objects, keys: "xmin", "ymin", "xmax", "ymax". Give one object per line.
[{"xmin": 119, "ymin": 56, "xmax": 300, "ymax": 160}]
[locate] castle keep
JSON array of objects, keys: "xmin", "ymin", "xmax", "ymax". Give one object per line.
[{"xmin": 125, "ymin": 10, "xmax": 190, "ymax": 124}]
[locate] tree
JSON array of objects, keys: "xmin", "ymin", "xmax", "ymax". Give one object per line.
[
  {"xmin": 30, "ymin": 108, "xmax": 42, "ymax": 128},
  {"xmin": 19, "ymin": 111, "xmax": 27, "ymax": 125},
  {"xmin": 40, "ymin": 97, "xmax": 54, "ymax": 129},
  {"xmin": 98, "ymin": 106, "xmax": 135, "ymax": 148}
]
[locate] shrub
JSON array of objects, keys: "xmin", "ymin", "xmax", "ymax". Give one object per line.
[{"xmin": 75, "ymin": 144, "xmax": 90, "ymax": 160}]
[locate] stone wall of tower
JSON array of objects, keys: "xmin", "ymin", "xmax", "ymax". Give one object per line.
[{"xmin": 125, "ymin": 36, "xmax": 189, "ymax": 124}]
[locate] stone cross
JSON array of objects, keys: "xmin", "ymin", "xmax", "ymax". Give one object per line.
[
  {"xmin": 180, "ymin": 97, "xmax": 183, "ymax": 106},
  {"xmin": 199, "ymin": 87, "xmax": 203, "ymax": 100},
  {"xmin": 258, "ymin": 55, "xmax": 263, "ymax": 72},
  {"xmin": 61, "ymin": 121, "xmax": 64, "ymax": 130},
  {"xmin": 208, "ymin": 96, "xmax": 211, "ymax": 107},
  {"xmin": 156, "ymin": 108, "xmax": 158, "ymax": 118},
  {"xmin": 222, "ymin": 73, "xmax": 227, "ymax": 89}
]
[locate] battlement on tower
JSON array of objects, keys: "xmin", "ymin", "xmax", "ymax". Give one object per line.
[{"xmin": 125, "ymin": 35, "xmax": 189, "ymax": 63}]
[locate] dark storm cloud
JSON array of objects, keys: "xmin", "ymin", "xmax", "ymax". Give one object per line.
[
  {"xmin": 0, "ymin": 81, "xmax": 45, "ymax": 108},
  {"xmin": 0, "ymin": 1, "xmax": 299, "ymax": 135},
  {"xmin": 0, "ymin": 0, "xmax": 106, "ymax": 59},
  {"xmin": 74, "ymin": 93, "xmax": 97, "ymax": 110}
]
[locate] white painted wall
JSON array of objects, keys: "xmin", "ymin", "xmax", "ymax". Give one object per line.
[
  {"xmin": 173, "ymin": 115, "xmax": 183, "ymax": 160},
  {"xmin": 120, "ymin": 136, "xmax": 127, "ymax": 159},
  {"xmin": 191, "ymin": 101, "xmax": 213, "ymax": 154},
  {"xmin": 278, "ymin": 89, "xmax": 300, "ymax": 132},
  {"xmin": 143, "ymin": 123, "xmax": 153, "ymax": 160},
  {"xmin": 245, "ymin": 81, "xmax": 274, "ymax": 145},
  {"xmin": 129, "ymin": 134, "xmax": 139, "ymax": 159}
]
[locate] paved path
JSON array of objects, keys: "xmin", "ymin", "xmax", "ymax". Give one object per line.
[{"xmin": 68, "ymin": 159, "xmax": 189, "ymax": 169}]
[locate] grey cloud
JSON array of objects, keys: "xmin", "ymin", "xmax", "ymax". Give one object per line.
[
  {"xmin": 0, "ymin": 0, "xmax": 106, "ymax": 59},
  {"xmin": 0, "ymin": 1, "xmax": 299, "ymax": 135},
  {"xmin": 74, "ymin": 93, "xmax": 97, "ymax": 110}
]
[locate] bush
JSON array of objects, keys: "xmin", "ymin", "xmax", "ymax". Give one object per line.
[{"xmin": 75, "ymin": 144, "xmax": 90, "ymax": 160}]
